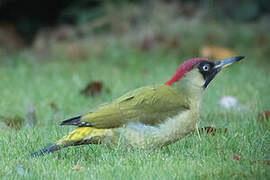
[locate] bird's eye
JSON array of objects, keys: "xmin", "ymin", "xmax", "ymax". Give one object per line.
[{"xmin": 202, "ymin": 64, "xmax": 210, "ymax": 71}]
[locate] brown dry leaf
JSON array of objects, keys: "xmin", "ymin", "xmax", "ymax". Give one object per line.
[
  {"xmin": 200, "ymin": 46, "xmax": 236, "ymax": 60},
  {"xmin": 233, "ymin": 154, "xmax": 241, "ymax": 160},
  {"xmin": 0, "ymin": 115, "xmax": 24, "ymax": 130},
  {"xmin": 72, "ymin": 165, "xmax": 84, "ymax": 171},
  {"xmin": 80, "ymin": 81, "xmax": 103, "ymax": 97},
  {"xmin": 199, "ymin": 126, "xmax": 227, "ymax": 136},
  {"xmin": 49, "ymin": 102, "xmax": 59, "ymax": 112},
  {"xmin": 257, "ymin": 111, "xmax": 270, "ymax": 122}
]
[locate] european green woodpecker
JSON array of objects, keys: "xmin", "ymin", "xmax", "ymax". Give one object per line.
[{"xmin": 31, "ymin": 56, "xmax": 244, "ymax": 156}]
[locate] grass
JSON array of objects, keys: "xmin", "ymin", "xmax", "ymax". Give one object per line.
[{"xmin": 0, "ymin": 25, "xmax": 270, "ymax": 179}]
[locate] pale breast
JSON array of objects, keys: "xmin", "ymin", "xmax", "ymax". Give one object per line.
[{"xmin": 116, "ymin": 109, "xmax": 198, "ymax": 149}]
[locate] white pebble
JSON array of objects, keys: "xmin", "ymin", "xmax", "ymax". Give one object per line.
[{"xmin": 219, "ymin": 96, "xmax": 238, "ymax": 109}]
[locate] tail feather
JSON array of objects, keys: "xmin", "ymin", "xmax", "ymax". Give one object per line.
[
  {"xmin": 30, "ymin": 144, "xmax": 60, "ymax": 157},
  {"xmin": 30, "ymin": 127, "xmax": 114, "ymax": 157}
]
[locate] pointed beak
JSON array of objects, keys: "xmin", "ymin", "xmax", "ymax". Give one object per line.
[
  {"xmin": 202, "ymin": 56, "xmax": 245, "ymax": 88},
  {"xmin": 214, "ymin": 56, "xmax": 245, "ymax": 70}
]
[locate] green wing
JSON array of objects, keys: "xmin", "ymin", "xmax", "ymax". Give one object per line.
[{"xmin": 80, "ymin": 84, "xmax": 189, "ymax": 128}]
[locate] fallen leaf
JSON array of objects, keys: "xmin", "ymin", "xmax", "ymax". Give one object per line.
[
  {"xmin": 257, "ymin": 111, "xmax": 270, "ymax": 122},
  {"xmin": 49, "ymin": 102, "xmax": 59, "ymax": 112},
  {"xmin": 80, "ymin": 81, "xmax": 103, "ymax": 97},
  {"xmin": 72, "ymin": 165, "xmax": 84, "ymax": 171},
  {"xmin": 200, "ymin": 46, "xmax": 236, "ymax": 60},
  {"xmin": 233, "ymin": 154, "xmax": 241, "ymax": 160},
  {"xmin": 199, "ymin": 126, "xmax": 227, "ymax": 136},
  {"xmin": 0, "ymin": 115, "xmax": 24, "ymax": 130}
]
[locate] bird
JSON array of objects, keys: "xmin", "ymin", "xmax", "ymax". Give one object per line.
[{"xmin": 30, "ymin": 56, "xmax": 244, "ymax": 156}]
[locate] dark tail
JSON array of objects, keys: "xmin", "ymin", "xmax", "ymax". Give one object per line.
[
  {"xmin": 30, "ymin": 144, "xmax": 60, "ymax": 157},
  {"xmin": 60, "ymin": 115, "xmax": 82, "ymax": 126}
]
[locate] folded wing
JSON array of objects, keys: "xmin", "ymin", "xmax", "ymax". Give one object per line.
[{"xmin": 61, "ymin": 84, "xmax": 189, "ymax": 128}]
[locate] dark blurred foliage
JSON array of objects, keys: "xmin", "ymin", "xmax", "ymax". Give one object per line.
[
  {"xmin": 0, "ymin": 0, "xmax": 269, "ymax": 45},
  {"xmin": 0, "ymin": 0, "xmax": 139, "ymax": 43},
  {"xmin": 0, "ymin": 0, "xmax": 99, "ymax": 43},
  {"xmin": 211, "ymin": 0, "xmax": 270, "ymax": 21}
]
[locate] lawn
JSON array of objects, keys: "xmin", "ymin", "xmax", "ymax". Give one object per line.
[{"xmin": 0, "ymin": 23, "xmax": 270, "ymax": 179}]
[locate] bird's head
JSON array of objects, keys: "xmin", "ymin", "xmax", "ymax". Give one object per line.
[{"xmin": 165, "ymin": 56, "xmax": 245, "ymax": 88}]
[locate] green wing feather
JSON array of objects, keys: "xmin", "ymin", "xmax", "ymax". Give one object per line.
[{"xmin": 80, "ymin": 84, "xmax": 189, "ymax": 128}]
